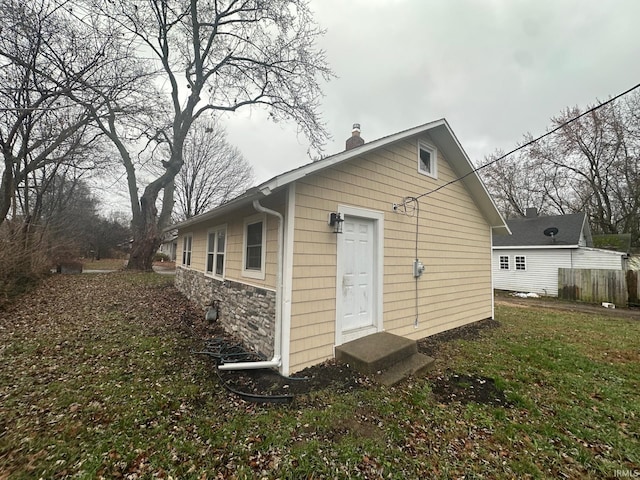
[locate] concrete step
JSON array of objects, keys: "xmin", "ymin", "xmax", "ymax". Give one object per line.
[
  {"xmin": 375, "ymin": 352, "xmax": 435, "ymax": 386},
  {"xmin": 335, "ymin": 331, "xmax": 435, "ymax": 385},
  {"xmin": 335, "ymin": 332, "xmax": 418, "ymax": 374}
]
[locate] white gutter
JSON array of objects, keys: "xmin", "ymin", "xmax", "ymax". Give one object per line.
[{"xmin": 218, "ymin": 197, "xmax": 284, "ymax": 371}]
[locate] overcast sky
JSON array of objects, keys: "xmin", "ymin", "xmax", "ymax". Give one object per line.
[{"xmin": 222, "ymin": 0, "xmax": 640, "ymax": 185}]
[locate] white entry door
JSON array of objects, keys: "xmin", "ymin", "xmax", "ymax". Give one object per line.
[{"xmin": 337, "ymin": 214, "xmax": 378, "ymax": 343}]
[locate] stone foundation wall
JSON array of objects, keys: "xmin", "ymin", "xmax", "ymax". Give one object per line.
[{"xmin": 175, "ymin": 268, "xmax": 276, "ymax": 359}]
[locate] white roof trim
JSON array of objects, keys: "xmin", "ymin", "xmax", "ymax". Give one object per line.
[
  {"xmin": 258, "ymin": 119, "xmax": 448, "ymax": 191},
  {"xmin": 493, "ymin": 245, "xmax": 629, "ymax": 255},
  {"xmin": 171, "ymin": 119, "xmax": 509, "ymax": 233},
  {"xmin": 579, "ymin": 246, "xmax": 628, "ymax": 257},
  {"xmin": 169, "ymin": 189, "xmax": 262, "ymax": 230}
]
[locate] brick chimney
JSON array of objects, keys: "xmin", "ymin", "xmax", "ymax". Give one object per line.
[
  {"xmin": 345, "ymin": 123, "xmax": 364, "ymax": 150},
  {"xmin": 525, "ymin": 207, "xmax": 538, "ymax": 218}
]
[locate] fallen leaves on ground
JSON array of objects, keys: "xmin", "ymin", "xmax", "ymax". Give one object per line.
[{"xmin": 1, "ymin": 272, "xmax": 638, "ymax": 479}]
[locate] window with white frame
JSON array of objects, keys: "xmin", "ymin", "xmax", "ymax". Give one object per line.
[
  {"xmin": 181, "ymin": 235, "xmax": 192, "ymax": 267},
  {"xmin": 418, "ymin": 141, "xmax": 438, "ymax": 178},
  {"xmin": 515, "ymin": 255, "xmax": 526, "ymax": 271},
  {"xmin": 206, "ymin": 226, "xmax": 226, "ymax": 278},
  {"xmin": 243, "ymin": 215, "xmax": 266, "ymax": 278},
  {"xmin": 499, "ymin": 255, "xmax": 509, "ymax": 270}
]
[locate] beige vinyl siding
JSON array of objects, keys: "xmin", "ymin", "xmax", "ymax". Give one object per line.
[
  {"xmin": 289, "ymin": 200, "xmax": 338, "ymax": 369},
  {"xmin": 176, "ymin": 192, "xmax": 286, "ymax": 291},
  {"xmin": 289, "ymin": 135, "xmax": 493, "ymax": 372}
]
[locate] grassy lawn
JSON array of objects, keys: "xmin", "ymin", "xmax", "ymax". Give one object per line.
[{"xmin": 1, "ymin": 273, "xmax": 638, "ymax": 479}]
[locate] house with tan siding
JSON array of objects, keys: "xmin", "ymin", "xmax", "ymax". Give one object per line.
[{"xmin": 173, "ymin": 119, "xmax": 509, "ymax": 375}]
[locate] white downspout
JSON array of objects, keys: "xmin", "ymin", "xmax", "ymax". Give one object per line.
[{"xmin": 218, "ymin": 198, "xmax": 284, "ymax": 371}]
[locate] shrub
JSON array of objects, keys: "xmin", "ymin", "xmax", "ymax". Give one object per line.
[
  {"xmin": 154, "ymin": 252, "xmax": 171, "ymax": 262},
  {"xmin": 0, "ymin": 224, "xmax": 53, "ymax": 307}
]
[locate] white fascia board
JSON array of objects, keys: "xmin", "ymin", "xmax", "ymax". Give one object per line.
[
  {"xmin": 258, "ymin": 118, "xmax": 509, "ymax": 233},
  {"xmin": 492, "ymin": 225, "xmax": 512, "ymax": 235},
  {"xmin": 258, "ymin": 119, "xmax": 449, "ymax": 192},
  {"xmin": 430, "ymin": 123, "xmax": 510, "ymax": 234},
  {"xmin": 579, "ymin": 246, "xmax": 628, "ymax": 257},
  {"xmin": 169, "ymin": 190, "xmax": 262, "ymax": 232},
  {"xmin": 170, "ymin": 118, "xmax": 510, "ymax": 234}
]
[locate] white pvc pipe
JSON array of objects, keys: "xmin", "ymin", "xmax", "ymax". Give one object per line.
[
  {"xmin": 217, "ymin": 198, "xmax": 284, "ymax": 371},
  {"xmin": 217, "ymin": 357, "xmax": 281, "ymax": 371}
]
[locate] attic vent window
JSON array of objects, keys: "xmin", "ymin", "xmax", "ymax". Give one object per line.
[{"xmin": 418, "ymin": 141, "xmax": 437, "ymax": 179}]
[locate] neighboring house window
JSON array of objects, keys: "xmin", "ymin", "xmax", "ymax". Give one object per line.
[
  {"xmin": 418, "ymin": 141, "xmax": 438, "ymax": 178},
  {"xmin": 515, "ymin": 255, "xmax": 526, "ymax": 271},
  {"xmin": 499, "ymin": 255, "xmax": 509, "ymax": 270},
  {"xmin": 206, "ymin": 226, "xmax": 226, "ymax": 278},
  {"xmin": 182, "ymin": 235, "xmax": 192, "ymax": 267},
  {"xmin": 243, "ymin": 215, "xmax": 266, "ymax": 279}
]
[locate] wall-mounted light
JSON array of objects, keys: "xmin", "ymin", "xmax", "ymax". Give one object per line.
[{"xmin": 328, "ymin": 212, "xmax": 344, "ymax": 234}]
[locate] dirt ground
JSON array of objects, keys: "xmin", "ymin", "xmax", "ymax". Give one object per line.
[
  {"xmin": 215, "ymin": 295, "xmax": 640, "ymax": 404},
  {"xmin": 428, "ymin": 372, "xmax": 512, "ymax": 407},
  {"xmin": 495, "ymin": 293, "xmax": 640, "ymax": 319},
  {"xmin": 212, "ymin": 318, "xmax": 503, "ymax": 404}
]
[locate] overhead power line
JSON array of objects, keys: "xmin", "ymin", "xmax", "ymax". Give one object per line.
[{"xmin": 408, "ymin": 81, "xmax": 640, "ymax": 203}]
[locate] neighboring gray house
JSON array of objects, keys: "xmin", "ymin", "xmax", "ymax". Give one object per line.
[
  {"xmin": 158, "ymin": 230, "xmax": 178, "ymax": 262},
  {"xmin": 492, "ymin": 208, "xmax": 628, "ymax": 296}
]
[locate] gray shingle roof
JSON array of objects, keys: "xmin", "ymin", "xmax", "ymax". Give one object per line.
[{"xmin": 493, "ymin": 212, "xmax": 589, "ymax": 247}]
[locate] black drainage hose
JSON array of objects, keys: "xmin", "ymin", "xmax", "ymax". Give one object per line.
[
  {"xmin": 214, "ymin": 367, "xmax": 294, "ymax": 404},
  {"xmin": 193, "ymin": 350, "xmax": 296, "ymax": 404}
]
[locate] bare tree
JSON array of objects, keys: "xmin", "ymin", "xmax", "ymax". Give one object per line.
[
  {"xmin": 175, "ymin": 120, "xmax": 253, "ymax": 220},
  {"xmin": 0, "ymin": 0, "xmax": 115, "ymax": 293},
  {"xmin": 481, "ymin": 147, "xmax": 548, "ymax": 218},
  {"xmin": 481, "ymin": 142, "xmax": 574, "ymax": 219},
  {"xmin": 0, "ymin": 0, "xmax": 107, "ymax": 227},
  {"xmin": 532, "ymin": 98, "xmax": 640, "ymax": 242},
  {"xmin": 85, "ymin": 0, "xmax": 333, "ymax": 270},
  {"xmin": 481, "ymin": 91, "xmax": 640, "ymax": 246},
  {"xmin": 14, "ymin": 169, "xmax": 130, "ymax": 261}
]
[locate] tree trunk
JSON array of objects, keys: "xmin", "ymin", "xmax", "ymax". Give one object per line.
[
  {"xmin": 126, "ymin": 136, "xmax": 182, "ymax": 271},
  {"xmin": 127, "ymin": 195, "xmax": 161, "ymax": 271},
  {"xmin": 0, "ymin": 154, "xmax": 15, "ymax": 227}
]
